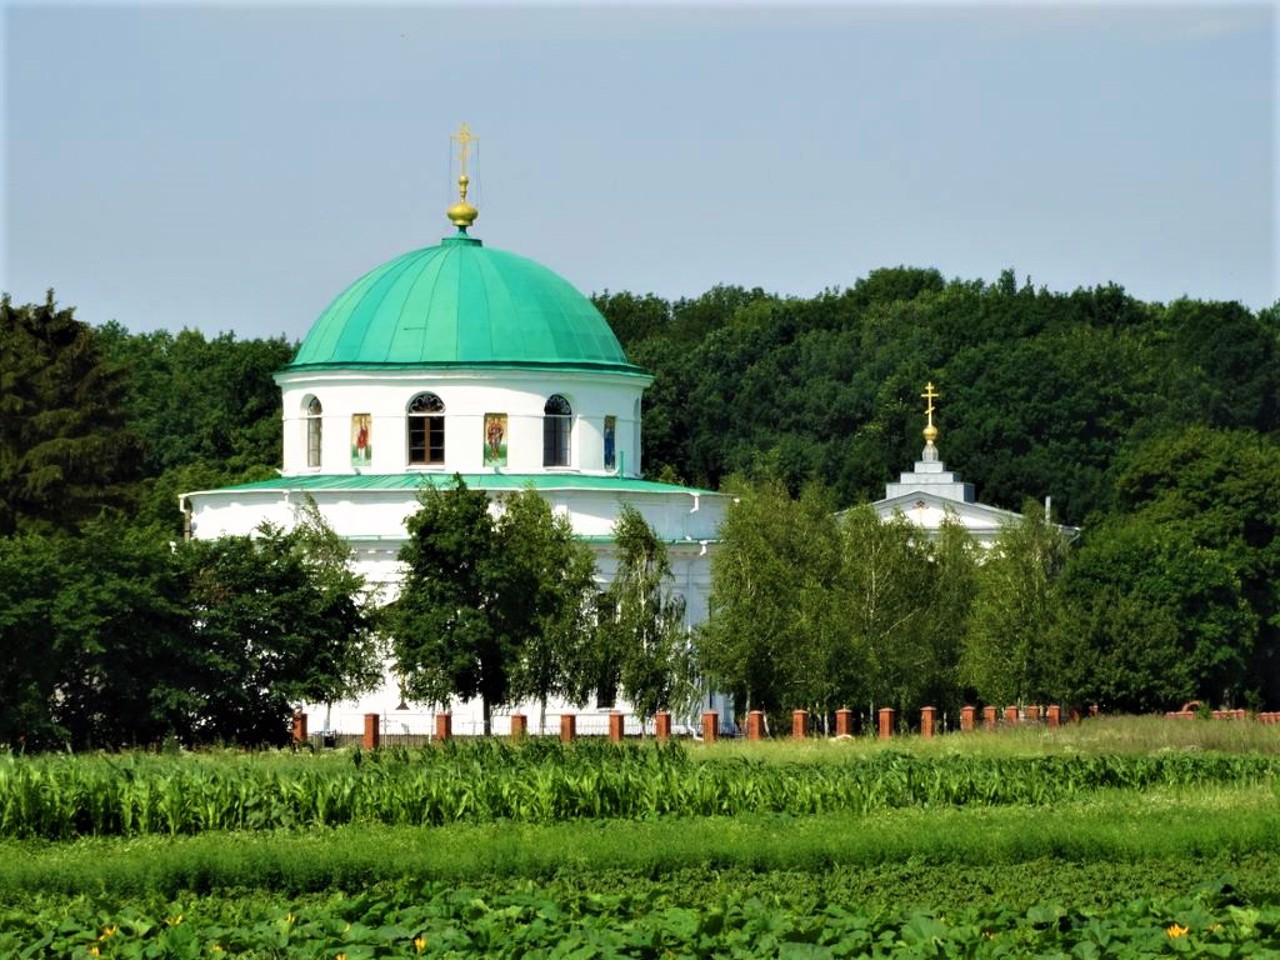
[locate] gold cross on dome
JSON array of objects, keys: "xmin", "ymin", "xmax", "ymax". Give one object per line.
[{"xmin": 451, "ymin": 123, "xmax": 477, "ymax": 179}]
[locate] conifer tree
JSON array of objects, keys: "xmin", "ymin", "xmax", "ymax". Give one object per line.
[{"xmin": 0, "ymin": 292, "xmax": 142, "ymax": 536}]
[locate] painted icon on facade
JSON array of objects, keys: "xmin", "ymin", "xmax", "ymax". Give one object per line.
[
  {"xmin": 603, "ymin": 416, "xmax": 617, "ymax": 471},
  {"xmin": 351, "ymin": 413, "xmax": 372, "ymax": 467},
  {"xmin": 483, "ymin": 413, "xmax": 508, "ymax": 467}
]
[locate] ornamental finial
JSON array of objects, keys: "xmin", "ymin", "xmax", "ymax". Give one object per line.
[
  {"xmin": 921, "ymin": 381, "xmax": 940, "ymax": 461},
  {"xmin": 446, "ymin": 123, "xmax": 479, "ymax": 231}
]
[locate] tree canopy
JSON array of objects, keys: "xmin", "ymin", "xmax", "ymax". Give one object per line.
[{"xmin": 388, "ymin": 478, "xmax": 598, "ymax": 734}]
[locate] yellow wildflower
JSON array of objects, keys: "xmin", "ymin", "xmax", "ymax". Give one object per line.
[
  {"xmin": 89, "ymin": 948, "xmax": 100, "ymax": 958},
  {"xmin": 99, "ymin": 925, "xmax": 118, "ymax": 940},
  {"xmin": 285, "ymin": 912, "xmax": 296, "ymax": 926},
  {"xmin": 415, "ymin": 935, "xmax": 428, "ymax": 954},
  {"xmin": 166, "ymin": 914, "xmax": 184, "ymax": 926},
  {"xmin": 1167, "ymin": 923, "xmax": 1189, "ymax": 938}
]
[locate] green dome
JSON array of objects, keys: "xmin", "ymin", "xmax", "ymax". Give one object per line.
[{"xmin": 288, "ymin": 234, "xmax": 641, "ymax": 374}]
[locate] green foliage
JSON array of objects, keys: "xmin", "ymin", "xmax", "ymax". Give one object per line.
[
  {"xmin": 597, "ymin": 272, "xmax": 1276, "ymax": 533},
  {"xmin": 1110, "ymin": 427, "xmax": 1280, "ymax": 706},
  {"xmin": 388, "ymin": 479, "xmax": 598, "ymax": 731},
  {"xmin": 6, "ymin": 873, "xmax": 1280, "ymax": 958},
  {"xmin": 1054, "ymin": 516, "xmax": 1255, "ymax": 712},
  {"xmin": 702, "ymin": 482, "xmax": 978, "ymax": 721},
  {"xmin": 0, "ymin": 519, "xmax": 193, "ymax": 750},
  {"xmin": 699, "ymin": 477, "xmax": 835, "ymax": 716},
  {"xmin": 599, "ymin": 505, "xmax": 693, "ymax": 720},
  {"xmin": 177, "ymin": 504, "xmax": 381, "ymax": 746},
  {"xmin": 502, "ymin": 490, "xmax": 599, "ymax": 718},
  {"xmin": 95, "ymin": 322, "xmax": 295, "ymax": 477},
  {"xmin": 961, "ymin": 504, "xmax": 1071, "ymax": 706},
  {"xmin": 0, "ymin": 293, "xmax": 144, "ymax": 536}
]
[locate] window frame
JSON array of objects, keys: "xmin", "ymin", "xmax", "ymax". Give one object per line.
[
  {"xmin": 407, "ymin": 392, "xmax": 446, "ymax": 466},
  {"xmin": 543, "ymin": 394, "xmax": 573, "ymax": 467},
  {"xmin": 305, "ymin": 396, "xmax": 323, "ymax": 468}
]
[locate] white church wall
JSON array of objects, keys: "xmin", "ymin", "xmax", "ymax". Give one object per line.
[{"xmin": 277, "ymin": 368, "xmax": 648, "ymax": 477}]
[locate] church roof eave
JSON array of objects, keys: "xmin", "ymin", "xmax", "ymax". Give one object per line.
[{"xmin": 183, "ymin": 472, "xmax": 725, "ymax": 500}]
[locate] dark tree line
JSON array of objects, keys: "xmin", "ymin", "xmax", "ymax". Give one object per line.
[
  {"xmin": 595, "ymin": 270, "xmax": 1278, "ymax": 527},
  {"xmin": 0, "ymin": 295, "xmax": 376, "ymax": 749}
]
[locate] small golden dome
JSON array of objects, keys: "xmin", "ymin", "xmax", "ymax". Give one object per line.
[
  {"xmin": 447, "ymin": 173, "xmax": 478, "ymax": 229},
  {"xmin": 447, "ymin": 200, "xmax": 478, "ymax": 229}
]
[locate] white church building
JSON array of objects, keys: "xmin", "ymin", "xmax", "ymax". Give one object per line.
[{"xmin": 183, "ymin": 134, "xmax": 730, "ymax": 736}]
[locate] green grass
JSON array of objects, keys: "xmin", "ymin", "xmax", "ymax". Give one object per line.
[
  {"xmin": 3, "ymin": 784, "xmax": 1275, "ymax": 898},
  {"xmin": 707, "ymin": 713, "xmax": 1280, "ymax": 761}
]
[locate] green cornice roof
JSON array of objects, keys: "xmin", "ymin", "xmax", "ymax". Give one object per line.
[
  {"xmin": 288, "ymin": 234, "xmax": 644, "ymax": 374},
  {"xmin": 191, "ymin": 473, "xmax": 723, "ymax": 498}
]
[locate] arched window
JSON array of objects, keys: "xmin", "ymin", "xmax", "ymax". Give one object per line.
[
  {"xmin": 408, "ymin": 392, "xmax": 445, "ymax": 465},
  {"xmin": 305, "ymin": 397, "xmax": 322, "ymax": 468},
  {"xmin": 543, "ymin": 394, "xmax": 572, "ymax": 467}
]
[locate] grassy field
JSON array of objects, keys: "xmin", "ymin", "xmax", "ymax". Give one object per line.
[{"xmin": 4, "ymin": 716, "xmax": 1279, "ymax": 957}]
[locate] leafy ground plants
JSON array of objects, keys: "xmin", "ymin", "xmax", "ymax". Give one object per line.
[
  {"xmin": 3, "ymin": 721, "xmax": 1280, "ymax": 955},
  {"xmin": 7, "ymin": 877, "xmax": 1280, "ymax": 959}
]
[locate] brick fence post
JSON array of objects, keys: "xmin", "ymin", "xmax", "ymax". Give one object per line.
[
  {"xmin": 609, "ymin": 712, "xmax": 625, "ymax": 743},
  {"xmin": 1089, "ymin": 703, "xmax": 1099, "ymax": 718},
  {"xmin": 292, "ymin": 710, "xmax": 308, "ymax": 746},
  {"xmin": 920, "ymin": 706, "xmax": 936, "ymax": 739},
  {"xmin": 701, "ymin": 711, "xmax": 719, "ymax": 743},
  {"xmin": 835, "ymin": 708, "xmax": 854, "ymax": 737},
  {"xmin": 747, "ymin": 710, "xmax": 765, "ymax": 740},
  {"xmin": 1004, "ymin": 705, "xmax": 1020, "ymax": 726},
  {"xmin": 363, "ymin": 713, "xmax": 380, "ymax": 750},
  {"xmin": 878, "ymin": 707, "xmax": 895, "ymax": 739},
  {"xmin": 983, "ymin": 706, "xmax": 998, "ymax": 731},
  {"xmin": 1046, "ymin": 705, "xmax": 1061, "ymax": 728},
  {"xmin": 1026, "ymin": 704, "xmax": 1041, "ymax": 724},
  {"xmin": 510, "ymin": 713, "xmax": 527, "ymax": 740},
  {"xmin": 655, "ymin": 711, "xmax": 672, "ymax": 741},
  {"xmin": 792, "ymin": 709, "xmax": 808, "ymax": 739},
  {"xmin": 435, "ymin": 712, "xmax": 452, "ymax": 742},
  {"xmin": 960, "ymin": 705, "xmax": 976, "ymax": 732},
  {"xmin": 559, "ymin": 713, "xmax": 576, "ymax": 743}
]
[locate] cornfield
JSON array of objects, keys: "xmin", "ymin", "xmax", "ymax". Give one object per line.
[{"xmin": 2, "ymin": 741, "xmax": 1277, "ymax": 839}]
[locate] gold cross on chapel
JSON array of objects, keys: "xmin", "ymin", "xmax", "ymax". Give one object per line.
[{"xmin": 921, "ymin": 381, "xmax": 940, "ymax": 430}]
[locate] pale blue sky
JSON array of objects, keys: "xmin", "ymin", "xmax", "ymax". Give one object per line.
[{"xmin": 3, "ymin": 2, "xmax": 1275, "ymax": 342}]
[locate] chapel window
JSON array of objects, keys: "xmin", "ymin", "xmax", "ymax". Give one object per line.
[
  {"xmin": 543, "ymin": 394, "xmax": 572, "ymax": 467},
  {"xmin": 305, "ymin": 397, "xmax": 322, "ymax": 468},
  {"xmin": 408, "ymin": 392, "xmax": 446, "ymax": 465},
  {"xmin": 603, "ymin": 415, "xmax": 617, "ymax": 471}
]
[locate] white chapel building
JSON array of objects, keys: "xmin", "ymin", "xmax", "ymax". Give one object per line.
[
  {"xmin": 871, "ymin": 382, "xmax": 1078, "ymax": 545},
  {"xmin": 183, "ymin": 143, "xmax": 729, "ymax": 736},
  {"xmin": 871, "ymin": 382, "xmax": 1025, "ymax": 544}
]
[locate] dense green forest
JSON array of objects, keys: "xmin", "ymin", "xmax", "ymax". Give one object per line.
[
  {"xmin": 1, "ymin": 268, "xmax": 1278, "ymax": 748},
  {"xmin": 594, "ymin": 268, "xmax": 1278, "ymax": 526}
]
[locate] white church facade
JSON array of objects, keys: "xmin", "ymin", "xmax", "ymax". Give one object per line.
[{"xmin": 183, "ymin": 132, "xmax": 729, "ymax": 736}]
